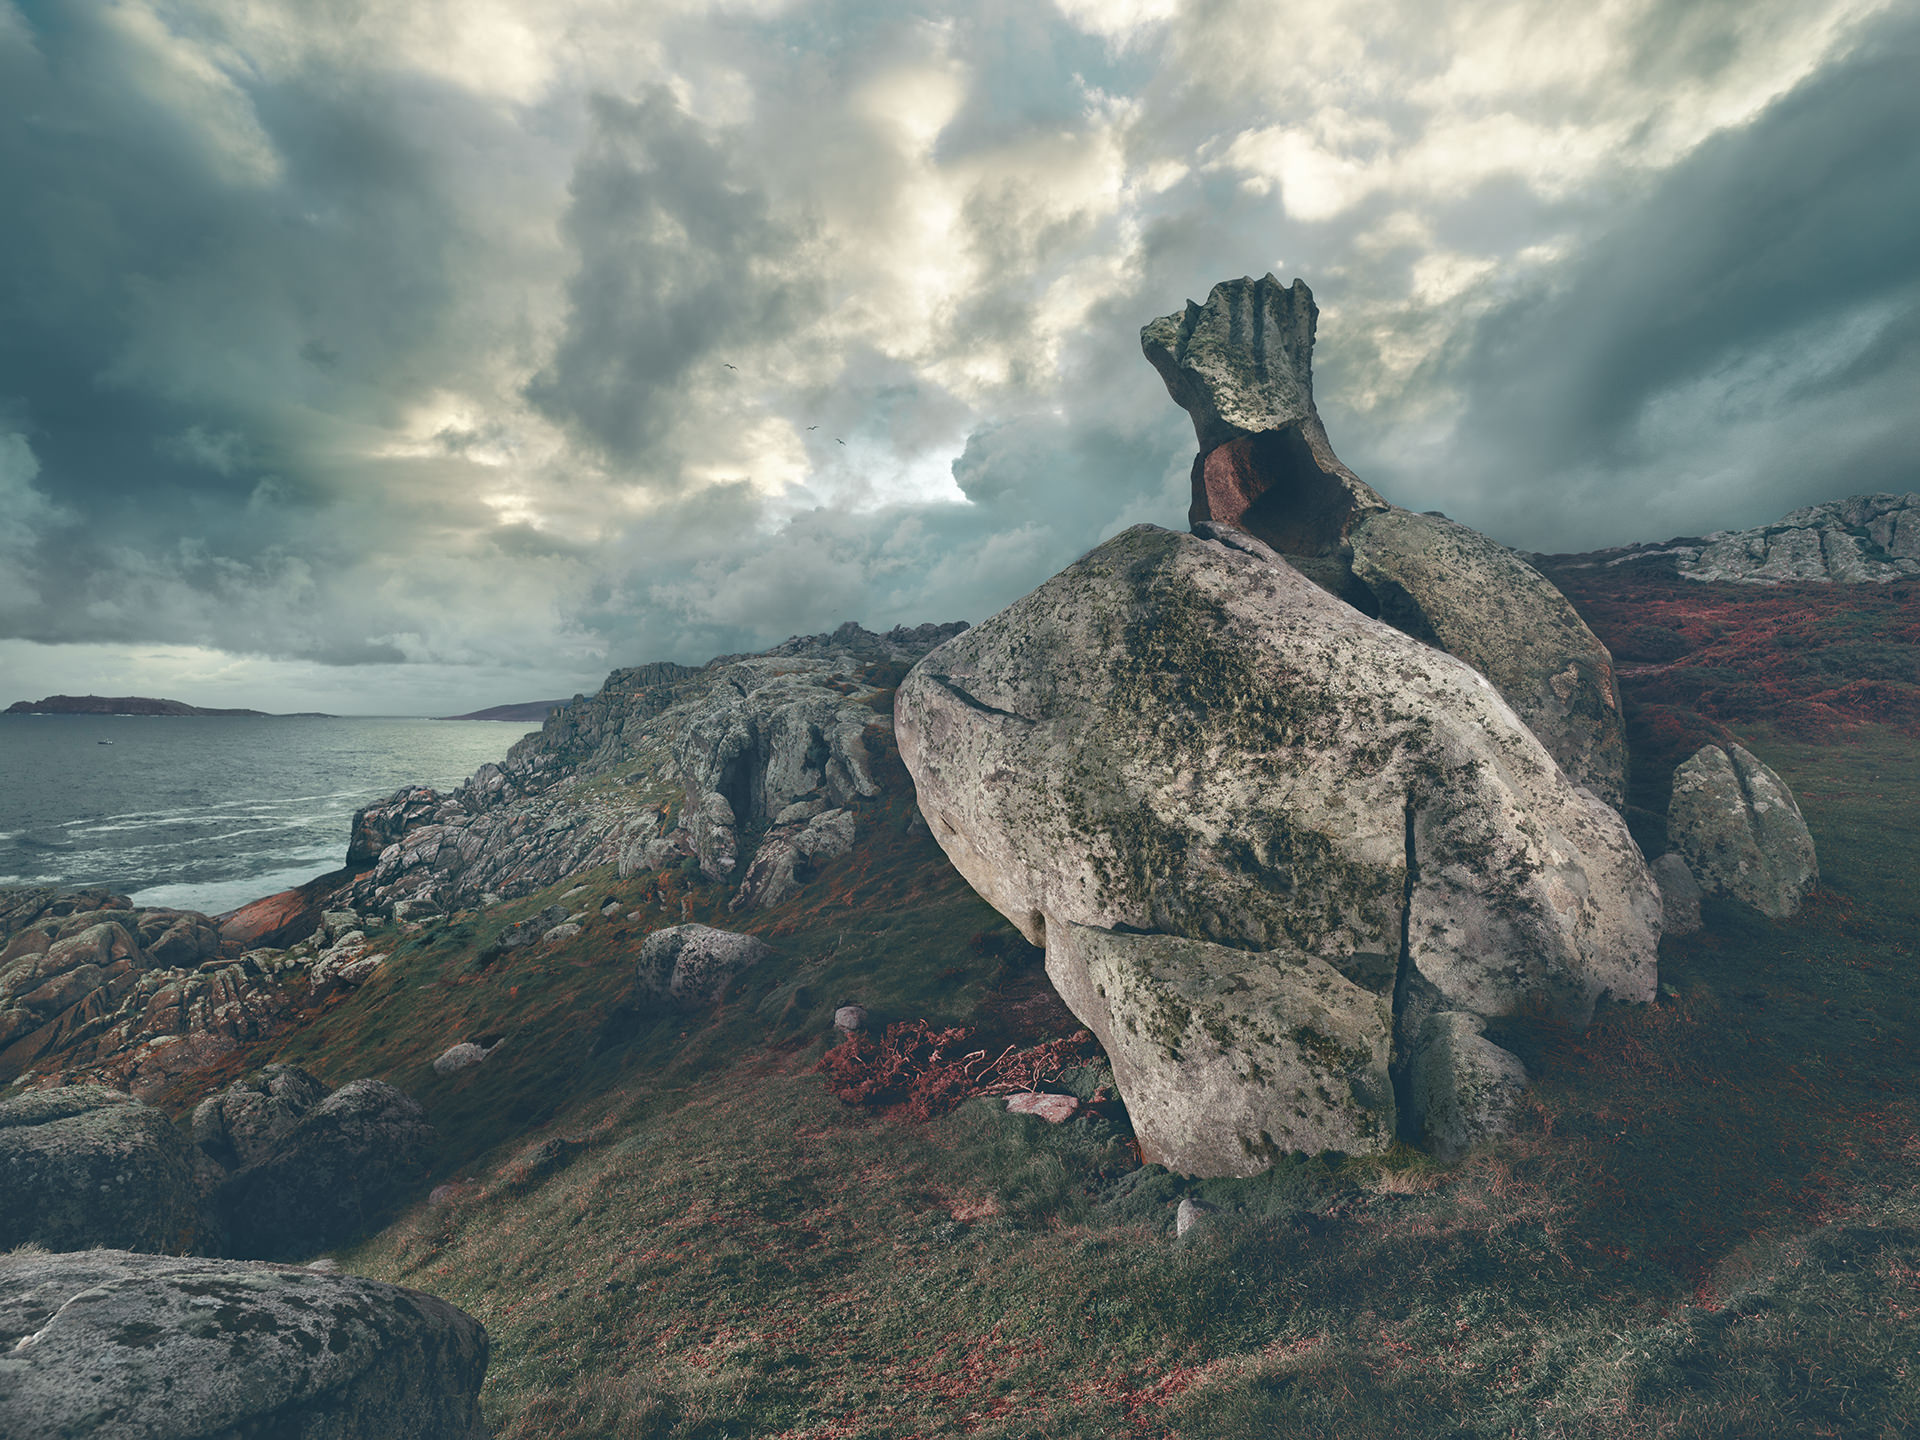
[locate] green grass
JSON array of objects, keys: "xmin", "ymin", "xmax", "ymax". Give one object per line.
[{"xmin": 224, "ymin": 722, "xmax": 1920, "ymax": 1438}]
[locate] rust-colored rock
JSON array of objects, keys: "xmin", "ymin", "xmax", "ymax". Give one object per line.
[{"xmin": 218, "ymin": 887, "xmax": 320, "ymax": 952}]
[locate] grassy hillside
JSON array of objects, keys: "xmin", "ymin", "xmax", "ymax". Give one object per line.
[{"xmin": 110, "ymin": 572, "xmax": 1920, "ymax": 1438}]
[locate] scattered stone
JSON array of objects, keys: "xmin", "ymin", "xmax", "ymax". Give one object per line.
[
  {"xmin": 432, "ymin": 1037, "xmax": 505, "ymax": 1075},
  {"xmin": 635, "ymin": 924, "xmax": 775, "ymax": 1007},
  {"xmin": 218, "ymin": 1079, "xmax": 435, "ymax": 1261},
  {"xmin": 0, "ymin": 1085, "xmax": 208, "ymax": 1253},
  {"xmin": 1004, "ymin": 1091, "xmax": 1081, "ymax": 1124},
  {"xmin": 833, "ymin": 1004, "xmax": 868, "ymax": 1032},
  {"xmin": 1668, "ymin": 744, "xmax": 1819, "ymax": 919},
  {"xmin": 1175, "ymin": 1197, "xmax": 1218, "ymax": 1238},
  {"xmin": 0, "ymin": 1249, "xmax": 489, "ymax": 1440},
  {"xmin": 541, "ymin": 922, "xmax": 583, "ymax": 944},
  {"xmin": 498, "ymin": 905, "xmax": 568, "ymax": 951},
  {"xmin": 1407, "ymin": 1012, "xmax": 1529, "ymax": 1161},
  {"xmin": 1651, "ymin": 853, "xmax": 1704, "ymax": 937},
  {"xmin": 391, "ymin": 898, "xmax": 442, "ymax": 924},
  {"xmin": 320, "ymin": 909, "xmax": 362, "ymax": 945}
]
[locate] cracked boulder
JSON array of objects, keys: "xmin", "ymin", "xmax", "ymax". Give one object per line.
[
  {"xmin": 0, "ymin": 1249, "xmax": 488, "ymax": 1440},
  {"xmin": 1406, "ymin": 1011, "xmax": 1529, "ymax": 1160},
  {"xmin": 191, "ymin": 1063, "xmax": 328, "ymax": 1171},
  {"xmin": 1142, "ymin": 275, "xmax": 1626, "ymax": 805},
  {"xmin": 897, "ymin": 523, "xmax": 1659, "ymax": 1173},
  {"xmin": 1667, "ymin": 743, "xmax": 1818, "ymax": 919}
]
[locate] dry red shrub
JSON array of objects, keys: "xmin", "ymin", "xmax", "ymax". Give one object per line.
[{"xmin": 817, "ymin": 1019, "xmax": 1099, "ymax": 1122}]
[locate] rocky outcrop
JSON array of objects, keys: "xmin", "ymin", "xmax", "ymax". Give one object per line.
[
  {"xmin": 216, "ymin": 1076, "xmax": 435, "ymax": 1260},
  {"xmin": 0, "ymin": 1249, "xmax": 488, "ymax": 1440},
  {"xmin": 1141, "ymin": 275, "xmax": 1627, "ymax": 805},
  {"xmin": 1667, "ymin": 744, "xmax": 1819, "ymax": 919},
  {"xmin": 333, "ymin": 622, "xmax": 964, "ymax": 921},
  {"xmin": 0, "ymin": 1086, "xmax": 209, "ymax": 1253},
  {"xmin": 635, "ymin": 924, "xmax": 776, "ymax": 1007},
  {"xmin": 0, "ymin": 887, "xmax": 369, "ymax": 1099},
  {"xmin": 218, "ymin": 884, "xmax": 322, "ymax": 951},
  {"xmin": 897, "ymin": 523, "xmax": 1661, "ymax": 1172},
  {"xmin": 1553, "ymin": 493, "xmax": 1920, "ymax": 584}
]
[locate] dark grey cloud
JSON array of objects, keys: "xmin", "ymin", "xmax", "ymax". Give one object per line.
[{"xmin": 0, "ymin": 0, "xmax": 1912, "ymax": 709}]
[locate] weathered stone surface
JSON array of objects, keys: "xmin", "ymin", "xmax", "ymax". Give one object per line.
[
  {"xmin": 218, "ymin": 885, "xmax": 321, "ymax": 951},
  {"xmin": 1406, "ymin": 1011, "xmax": 1528, "ymax": 1160},
  {"xmin": 1141, "ymin": 277, "xmax": 1626, "ymax": 808},
  {"xmin": 1668, "ymin": 744, "xmax": 1819, "ymax": 919},
  {"xmin": 1142, "ymin": 275, "xmax": 1387, "ymax": 555},
  {"xmin": 1048, "ymin": 923, "xmax": 1394, "ymax": 1172},
  {"xmin": 219, "ymin": 1079, "xmax": 435, "ymax": 1260},
  {"xmin": 0, "ymin": 1085, "xmax": 206, "ymax": 1253},
  {"xmin": 431, "ymin": 1039, "xmax": 503, "ymax": 1075},
  {"xmin": 0, "ymin": 1249, "xmax": 488, "ymax": 1440},
  {"xmin": 1677, "ymin": 493, "xmax": 1920, "ymax": 583},
  {"xmin": 730, "ymin": 807, "xmax": 858, "ymax": 911},
  {"xmin": 898, "ymin": 524, "xmax": 1659, "ymax": 1172},
  {"xmin": 1004, "ymin": 1091, "xmax": 1081, "ymax": 1123},
  {"xmin": 1345, "ymin": 509, "xmax": 1628, "ymax": 805},
  {"xmin": 636, "ymin": 924, "xmax": 775, "ymax": 1007},
  {"xmin": 1651, "ymin": 852, "xmax": 1703, "ymax": 937},
  {"xmin": 191, "ymin": 1063, "xmax": 328, "ymax": 1171}
]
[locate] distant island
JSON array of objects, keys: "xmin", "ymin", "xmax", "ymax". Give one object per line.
[
  {"xmin": 436, "ymin": 700, "xmax": 570, "ymax": 722},
  {"xmin": 4, "ymin": 694, "xmax": 332, "ymax": 717}
]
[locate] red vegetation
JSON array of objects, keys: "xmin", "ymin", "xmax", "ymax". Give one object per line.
[{"xmin": 817, "ymin": 1019, "xmax": 1100, "ymax": 1122}]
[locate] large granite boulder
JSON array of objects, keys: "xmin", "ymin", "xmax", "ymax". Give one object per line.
[
  {"xmin": 191, "ymin": 1062, "xmax": 329, "ymax": 1170},
  {"xmin": 1667, "ymin": 743, "xmax": 1818, "ymax": 919},
  {"xmin": 0, "ymin": 1085, "xmax": 208, "ymax": 1254},
  {"xmin": 1141, "ymin": 275, "xmax": 1627, "ymax": 805},
  {"xmin": 636, "ymin": 924, "xmax": 776, "ymax": 1007},
  {"xmin": 218, "ymin": 1078, "xmax": 435, "ymax": 1260},
  {"xmin": 0, "ymin": 1249, "xmax": 488, "ymax": 1439},
  {"xmin": 897, "ymin": 523, "xmax": 1660, "ymax": 1171}
]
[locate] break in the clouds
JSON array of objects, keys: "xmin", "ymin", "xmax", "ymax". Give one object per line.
[{"xmin": 0, "ymin": 0, "xmax": 1915, "ymax": 711}]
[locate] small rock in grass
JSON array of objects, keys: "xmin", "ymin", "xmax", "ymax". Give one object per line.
[
  {"xmin": 833, "ymin": 1004, "xmax": 868, "ymax": 1032},
  {"xmin": 1005, "ymin": 1092, "xmax": 1080, "ymax": 1124},
  {"xmin": 542, "ymin": 922, "xmax": 582, "ymax": 944},
  {"xmin": 1175, "ymin": 1197, "xmax": 1218, "ymax": 1238},
  {"xmin": 431, "ymin": 1037, "xmax": 504, "ymax": 1075}
]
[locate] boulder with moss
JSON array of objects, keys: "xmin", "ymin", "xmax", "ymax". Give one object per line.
[
  {"xmin": 0, "ymin": 1248, "xmax": 488, "ymax": 1439},
  {"xmin": 897, "ymin": 522, "xmax": 1660, "ymax": 1172},
  {"xmin": 1667, "ymin": 743, "xmax": 1818, "ymax": 919}
]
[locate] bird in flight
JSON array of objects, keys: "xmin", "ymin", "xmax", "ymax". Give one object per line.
[
  {"xmin": 807, "ymin": 425, "xmax": 818, "ymax": 430},
  {"xmin": 723, "ymin": 363, "xmax": 737, "ymax": 370},
  {"xmin": 837, "ymin": 438, "xmax": 845, "ymax": 445}
]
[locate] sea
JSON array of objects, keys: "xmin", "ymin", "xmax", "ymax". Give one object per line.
[{"xmin": 0, "ymin": 715, "xmax": 535, "ymax": 916}]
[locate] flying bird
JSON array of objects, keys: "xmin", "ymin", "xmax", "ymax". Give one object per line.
[
  {"xmin": 837, "ymin": 438, "xmax": 845, "ymax": 445},
  {"xmin": 807, "ymin": 425, "xmax": 818, "ymax": 430},
  {"xmin": 723, "ymin": 363, "xmax": 737, "ymax": 370}
]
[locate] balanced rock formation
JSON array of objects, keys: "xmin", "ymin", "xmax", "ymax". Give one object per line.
[
  {"xmin": 214, "ymin": 1075, "xmax": 435, "ymax": 1260},
  {"xmin": 1667, "ymin": 743, "xmax": 1818, "ymax": 919},
  {"xmin": 1143, "ymin": 275, "xmax": 1627, "ymax": 805},
  {"xmin": 0, "ymin": 1085, "xmax": 209, "ymax": 1254},
  {"xmin": 334, "ymin": 622, "xmax": 963, "ymax": 920},
  {"xmin": 0, "ymin": 1249, "xmax": 488, "ymax": 1440},
  {"xmin": 897, "ymin": 523, "xmax": 1661, "ymax": 1174},
  {"xmin": 636, "ymin": 924, "xmax": 776, "ymax": 1007}
]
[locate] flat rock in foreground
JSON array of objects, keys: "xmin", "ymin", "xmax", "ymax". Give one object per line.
[
  {"xmin": 0, "ymin": 1249, "xmax": 488, "ymax": 1440},
  {"xmin": 897, "ymin": 524, "xmax": 1660, "ymax": 1171}
]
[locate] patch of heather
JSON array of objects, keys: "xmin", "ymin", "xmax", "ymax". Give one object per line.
[{"xmin": 817, "ymin": 1020, "xmax": 1103, "ymax": 1122}]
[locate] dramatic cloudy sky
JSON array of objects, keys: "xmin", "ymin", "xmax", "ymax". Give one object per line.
[{"xmin": 2, "ymin": 0, "xmax": 1916, "ymax": 712}]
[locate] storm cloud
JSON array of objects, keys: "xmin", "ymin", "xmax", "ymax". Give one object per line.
[{"xmin": 0, "ymin": 0, "xmax": 1914, "ymax": 711}]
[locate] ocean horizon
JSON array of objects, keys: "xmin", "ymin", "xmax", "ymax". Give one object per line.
[{"xmin": 0, "ymin": 714, "xmax": 533, "ymax": 914}]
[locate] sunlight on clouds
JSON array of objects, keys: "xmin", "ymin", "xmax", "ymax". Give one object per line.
[
  {"xmin": 102, "ymin": 0, "xmax": 281, "ymax": 185},
  {"xmin": 1051, "ymin": 0, "xmax": 1181, "ymax": 44}
]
